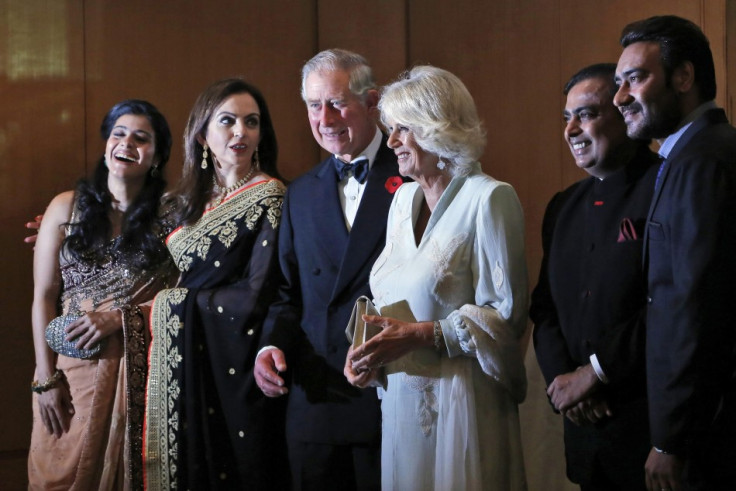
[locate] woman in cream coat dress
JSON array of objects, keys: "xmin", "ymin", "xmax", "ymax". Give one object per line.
[{"xmin": 346, "ymin": 66, "xmax": 528, "ymax": 491}]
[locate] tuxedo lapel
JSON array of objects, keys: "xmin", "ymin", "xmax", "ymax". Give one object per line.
[
  {"xmin": 643, "ymin": 109, "xmax": 727, "ymax": 264},
  {"xmin": 331, "ymin": 141, "xmax": 399, "ymax": 301},
  {"xmin": 313, "ymin": 157, "xmax": 349, "ymax": 262}
]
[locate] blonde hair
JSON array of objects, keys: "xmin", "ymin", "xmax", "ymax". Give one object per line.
[{"xmin": 379, "ymin": 66, "xmax": 486, "ymax": 176}]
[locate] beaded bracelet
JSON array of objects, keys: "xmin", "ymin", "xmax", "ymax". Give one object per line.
[
  {"xmin": 433, "ymin": 321, "xmax": 444, "ymax": 352},
  {"xmin": 31, "ymin": 369, "xmax": 64, "ymax": 394}
]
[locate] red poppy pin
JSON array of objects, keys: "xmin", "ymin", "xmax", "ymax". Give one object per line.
[{"xmin": 385, "ymin": 176, "xmax": 403, "ymax": 194}]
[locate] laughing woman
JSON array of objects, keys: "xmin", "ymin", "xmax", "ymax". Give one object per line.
[
  {"xmin": 345, "ymin": 67, "xmax": 529, "ymax": 490},
  {"xmin": 143, "ymin": 79, "xmax": 288, "ymax": 490},
  {"xmin": 29, "ymin": 100, "xmax": 176, "ymax": 490}
]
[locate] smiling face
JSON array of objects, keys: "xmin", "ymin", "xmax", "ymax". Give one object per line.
[
  {"xmin": 563, "ymin": 77, "xmax": 630, "ymax": 179},
  {"xmin": 614, "ymin": 41, "xmax": 681, "ymax": 140},
  {"xmin": 385, "ymin": 120, "xmax": 440, "ymax": 180},
  {"xmin": 304, "ymin": 69, "xmax": 378, "ymax": 162},
  {"xmin": 105, "ymin": 114, "xmax": 157, "ymax": 181},
  {"xmin": 203, "ymin": 92, "xmax": 261, "ymax": 175}
]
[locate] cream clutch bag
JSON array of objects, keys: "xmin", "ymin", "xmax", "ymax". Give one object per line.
[
  {"xmin": 345, "ymin": 296, "xmax": 416, "ymax": 349},
  {"xmin": 345, "ymin": 296, "xmax": 381, "ymax": 349}
]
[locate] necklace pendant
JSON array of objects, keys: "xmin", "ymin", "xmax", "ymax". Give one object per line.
[{"xmin": 211, "ymin": 166, "xmax": 256, "ymax": 206}]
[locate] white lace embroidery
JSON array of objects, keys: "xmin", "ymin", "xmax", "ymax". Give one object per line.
[
  {"xmin": 452, "ymin": 315, "xmax": 478, "ymax": 356},
  {"xmin": 492, "ymin": 260, "xmax": 504, "ymax": 290},
  {"xmin": 399, "ymin": 372, "xmax": 439, "ymax": 437},
  {"xmin": 426, "ymin": 233, "xmax": 468, "ymax": 307}
]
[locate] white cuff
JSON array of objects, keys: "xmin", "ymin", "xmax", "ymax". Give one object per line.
[
  {"xmin": 589, "ymin": 354, "xmax": 609, "ymax": 384},
  {"xmin": 257, "ymin": 345, "xmax": 279, "ymax": 359}
]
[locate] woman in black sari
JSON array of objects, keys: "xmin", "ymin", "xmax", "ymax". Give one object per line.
[{"xmin": 143, "ymin": 79, "xmax": 288, "ymax": 490}]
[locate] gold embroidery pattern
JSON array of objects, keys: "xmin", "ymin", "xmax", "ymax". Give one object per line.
[
  {"xmin": 145, "ymin": 287, "xmax": 186, "ymax": 490},
  {"xmin": 265, "ymin": 197, "xmax": 282, "ymax": 229},
  {"xmin": 167, "ymin": 180, "xmax": 285, "ymax": 272}
]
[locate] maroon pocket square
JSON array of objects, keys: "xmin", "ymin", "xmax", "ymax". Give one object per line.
[{"xmin": 617, "ymin": 217, "xmax": 638, "ymax": 242}]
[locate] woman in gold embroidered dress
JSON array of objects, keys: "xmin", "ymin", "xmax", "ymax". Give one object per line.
[
  {"xmin": 29, "ymin": 100, "xmax": 176, "ymax": 490},
  {"xmin": 143, "ymin": 79, "xmax": 288, "ymax": 490}
]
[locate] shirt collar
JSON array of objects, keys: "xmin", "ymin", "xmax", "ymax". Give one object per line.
[{"xmin": 658, "ymin": 101, "xmax": 717, "ymax": 159}]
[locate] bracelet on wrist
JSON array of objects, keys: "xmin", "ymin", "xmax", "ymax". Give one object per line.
[
  {"xmin": 433, "ymin": 321, "xmax": 444, "ymax": 352},
  {"xmin": 31, "ymin": 369, "xmax": 64, "ymax": 394}
]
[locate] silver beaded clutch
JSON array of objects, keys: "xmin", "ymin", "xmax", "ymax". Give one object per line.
[{"xmin": 45, "ymin": 313, "xmax": 104, "ymax": 359}]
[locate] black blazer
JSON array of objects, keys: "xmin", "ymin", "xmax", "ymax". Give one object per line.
[
  {"xmin": 262, "ymin": 137, "xmax": 400, "ymax": 444},
  {"xmin": 644, "ymin": 108, "xmax": 736, "ymax": 474},
  {"xmin": 531, "ymin": 147, "xmax": 658, "ymax": 484}
]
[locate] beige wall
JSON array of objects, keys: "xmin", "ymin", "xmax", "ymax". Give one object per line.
[{"xmin": 0, "ymin": 0, "xmax": 732, "ymax": 487}]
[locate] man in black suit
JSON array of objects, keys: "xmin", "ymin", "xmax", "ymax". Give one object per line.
[
  {"xmin": 254, "ymin": 49, "xmax": 399, "ymax": 490},
  {"xmin": 531, "ymin": 63, "xmax": 658, "ymax": 490},
  {"xmin": 614, "ymin": 15, "xmax": 736, "ymax": 491}
]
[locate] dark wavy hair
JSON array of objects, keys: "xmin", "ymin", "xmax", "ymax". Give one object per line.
[
  {"xmin": 171, "ymin": 78, "xmax": 281, "ymax": 226},
  {"xmin": 620, "ymin": 15, "xmax": 716, "ymax": 102},
  {"xmin": 63, "ymin": 99, "xmax": 172, "ymax": 271}
]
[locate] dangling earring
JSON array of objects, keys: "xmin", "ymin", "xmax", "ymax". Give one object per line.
[
  {"xmin": 437, "ymin": 159, "xmax": 446, "ymax": 170},
  {"xmin": 252, "ymin": 147, "xmax": 260, "ymax": 170},
  {"xmin": 150, "ymin": 164, "xmax": 160, "ymax": 177},
  {"xmin": 201, "ymin": 143, "xmax": 209, "ymax": 169}
]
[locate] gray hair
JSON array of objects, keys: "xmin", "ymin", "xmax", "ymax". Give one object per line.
[
  {"xmin": 379, "ymin": 66, "xmax": 486, "ymax": 177},
  {"xmin": 300, "ymin": 48, "xmax": 377, "ymax": 101}
]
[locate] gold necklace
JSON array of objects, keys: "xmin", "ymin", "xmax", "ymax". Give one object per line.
[{"xmin": 212, "ymin": 167, "xmax": 255, "ymax": 206}]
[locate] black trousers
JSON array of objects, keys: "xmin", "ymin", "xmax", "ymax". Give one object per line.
[{"xmin": 288, "ymin": 440, "xmax": 380, "ymax": 491}]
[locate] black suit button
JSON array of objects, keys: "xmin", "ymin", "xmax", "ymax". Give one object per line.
[
  {"xmin": 328, "ymin": 306, "xmax": 336, "ymax": 314},
  {"xmin": 328, "ymin": 345, "xmax": 337, "ymax": 354},
  {"xmin": 312, "ymin": 268, "xmax": 321, "ymax": 275},
  {"xmin": 589, "ymin": 243, "xmax": 595, "ymax": 252}
]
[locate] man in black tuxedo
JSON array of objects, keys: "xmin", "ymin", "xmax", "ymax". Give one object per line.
[
  {"xmin": 531, "ymin": 63, "xmax": 658, "ymax": 490},
  {"xmin": 614, "ymin": 15, "xmax": 736, "ymax": 491},
  {"xmin": 254, "ymin": 49, "xmax": 400, "ymax": 490}
]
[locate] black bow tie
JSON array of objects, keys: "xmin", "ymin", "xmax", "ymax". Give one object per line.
[{"xmin": 334, "ymin": 157, "xmax": 369, "ymax": 184}]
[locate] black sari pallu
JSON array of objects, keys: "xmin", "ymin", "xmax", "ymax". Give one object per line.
[{"xmin": 144, "ymin": 179, "xmax": 288, "ymax": 490}]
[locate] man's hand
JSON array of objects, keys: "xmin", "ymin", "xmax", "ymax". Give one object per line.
[
  {"xmin": 644, "ymin": 448, "xmax": 684, "ymax": 491},
  {"xmin": 254, "ymin": 348, "xmax": 288, "ymax": 397},
  {"xmin": 547, "ymin": 364, "xmax": 599, "ymax": 411},
  {"xmin": 24, "ymin": 214, "xmax": 43, "ymax": 246},
  {"xmin": 562, "ymin": 396, "xmax": 612, "ymax": 426}
]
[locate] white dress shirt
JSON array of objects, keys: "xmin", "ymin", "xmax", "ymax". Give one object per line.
[{"xmin": 336, "ymin": 128, "xmax": 382, "ymax": 231}]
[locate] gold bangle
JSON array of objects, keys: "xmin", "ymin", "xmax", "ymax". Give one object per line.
[{"xmin": 31, "ymin": 369, "xmax": 64, "ymax": 394}]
